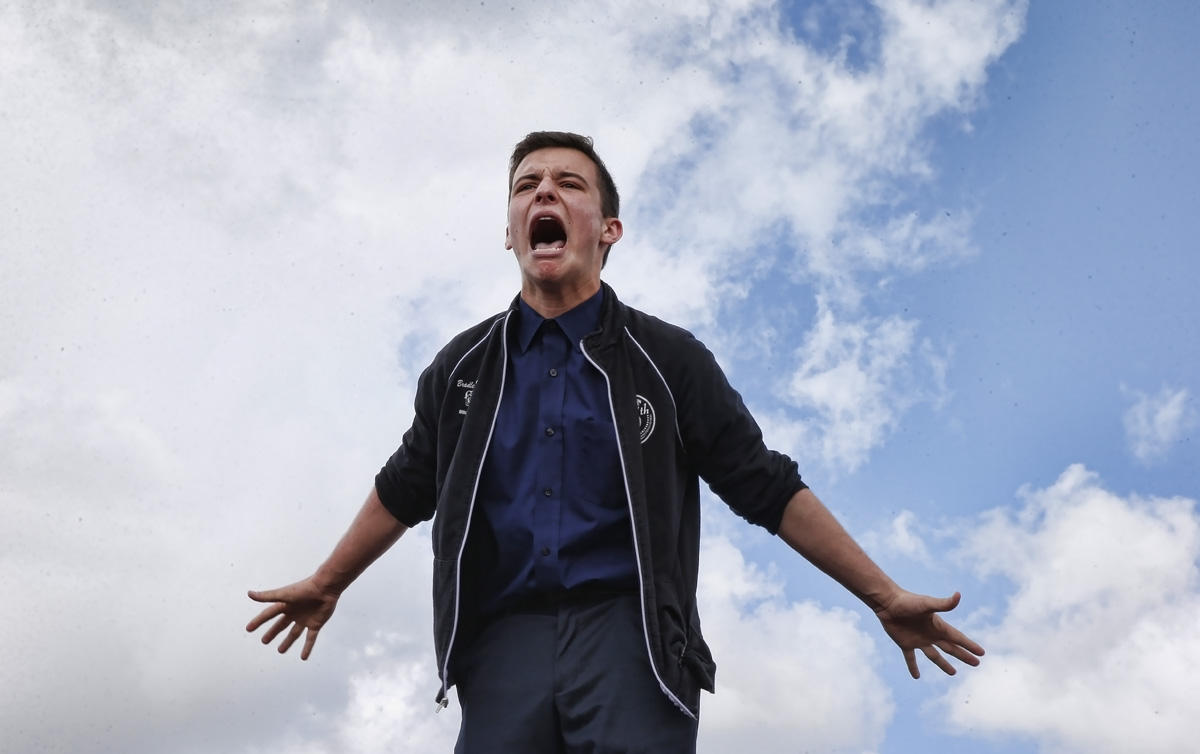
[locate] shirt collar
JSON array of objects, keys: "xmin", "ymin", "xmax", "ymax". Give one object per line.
[{"xmin": 515, "ymin": 286, "xmax": 605, "ymax": 354}]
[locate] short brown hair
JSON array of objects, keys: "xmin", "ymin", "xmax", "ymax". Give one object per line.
[
  {"xmin": 508, "ymin": 131, "xmax": 621, "ymax": 266},
  {"xmin": 508, "ymin": 131, "xmax": 620, "ymax": 218}
]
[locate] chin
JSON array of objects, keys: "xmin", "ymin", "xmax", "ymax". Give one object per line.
[{"xmin": 525, "ymin": 250, "xmax": 567, "ymax": 270}]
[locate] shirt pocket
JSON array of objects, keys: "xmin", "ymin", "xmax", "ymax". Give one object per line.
[{"xmin": 571, "ymin": 417, "xmax": 623, "ymax": 505}]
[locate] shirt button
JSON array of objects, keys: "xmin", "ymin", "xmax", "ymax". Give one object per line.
[
  {"xmin": 548, "ymin": 368, "xmax": 558, "ymax": 377},
  {"xmin": 545, "ymin": 426, "xmax": 555, "ymax": 436},
  {"xmin": 543, "ymin": 488, "xmax": 552, "ymax": 497},
  {"xmin": 540, "ymin": 546, "xmax": 551, "ymax": 557}
]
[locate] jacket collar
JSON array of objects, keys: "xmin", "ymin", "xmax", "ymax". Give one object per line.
[
  {"xmin": 507, "ymin": 284, "xmax": 620, "ymax": 352},
  {"xmin": 592, "ymin": 280, "xmax": 625, "ymax": 349}
]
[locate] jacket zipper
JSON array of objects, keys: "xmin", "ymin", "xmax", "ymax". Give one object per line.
[
  {"xmin": 580, "ymin": 339, "xmax": 697, "ymax": 720},
  {"xmin": 436, "ymin": 313, "xmax": 511, "ymax": 710}
]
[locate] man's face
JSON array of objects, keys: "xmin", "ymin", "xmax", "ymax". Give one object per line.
[{"xmin": 505, "ymin": 147, "xmax": 622, "ymax": 295}]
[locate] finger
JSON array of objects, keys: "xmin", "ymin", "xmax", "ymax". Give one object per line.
[
  {"xmin": 921, "ymin": 645, "xmax": 956, "ymax": 676},
  {"xmin": 300, "ymin": 628, "xmax": 320, "ymax": 661},
  {"xmin": 936, "ymin": 640, "xmax": 982, "ymax": 667},
  {"xmin": 278, "ymin": 622, "xmax": 304, "ymax": 654},
  {"xmin": 934, "ymin": 618, "xmax": 986, "ymax": 657},
  {"xmin": 904, "ymin": 648, "xmax": 920, "ymax": 679},
  {"xmin": 246, "ymin": 602, "xmax": 286, "ymax": 632},
  {"xmin": 262, "ymin": 613, "xmax": 292, "ymax": 644}
]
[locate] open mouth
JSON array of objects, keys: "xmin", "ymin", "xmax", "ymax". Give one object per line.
[{"xmin": 530, "ymin": 215, "xmax": 567, "ymax": 251}]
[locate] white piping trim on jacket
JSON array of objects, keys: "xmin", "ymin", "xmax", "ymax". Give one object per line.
[
  {"xmin": 580, "ymin": 339, "xmax": 698, "ymax": 720},
  {"xmin": 447, "ymin": 315, "xmax": 505, "ymax": 388},
  {"xmin": 438, "ymin": 312, "xmax": 511, "ymax": 707},
  {"xmin": 624, "ymin": 327, "xmax": 684, "ymax": 448}
]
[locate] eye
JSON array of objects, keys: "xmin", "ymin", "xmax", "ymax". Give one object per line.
[{"xmin": 561, "ymin": 181, "xmax": 579, "ymax": 189}]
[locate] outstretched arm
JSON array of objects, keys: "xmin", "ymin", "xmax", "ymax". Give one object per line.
[
  {"xmin": 776, "ymin": 488, "xmax": 984, "ymax": 678},
  {"xmin": 246, "ymin": 486, "xmax": 408, "ymax": 660}
]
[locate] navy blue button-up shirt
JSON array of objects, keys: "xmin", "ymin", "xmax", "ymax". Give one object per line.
[{"xmin": 474, "ymin": 287, "xmax": 636, "ymax": 615}]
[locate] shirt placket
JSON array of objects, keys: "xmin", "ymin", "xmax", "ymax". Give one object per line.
[{"xmin": 532, "ymin": 320, "xmax": 567, "ymax": 589}]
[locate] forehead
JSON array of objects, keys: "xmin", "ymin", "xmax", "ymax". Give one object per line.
[{"xmin": 511, "ymin": 147, "xmax": 599, "ymax": 186}]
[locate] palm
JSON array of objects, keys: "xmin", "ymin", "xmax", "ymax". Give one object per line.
[
  {"xmin": 246, "ymin": 579, "xmax": 339, "ymax": 660},
  {"xmin": 875, "ymin": 590, "xmax": 984, "ymax": 678}
]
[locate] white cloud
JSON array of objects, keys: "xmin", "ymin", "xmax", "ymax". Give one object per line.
[
  {"xmin": 697, "ymin": 530, "xmax": 894, "ymax": 753},
  {"xmin": 0, "ymin": 374, "xmax": 407, "ymax": 753},
  {"xmin": 1123, "ymin": 385, "xmax": 1196, "ymax": 465},
  {"xmin": 943, "ymin": 464, "xmax": 1200, "ymax": 753},
  {"xmin": 0, "ymin": 0, "xmax": 1025, "ymax": 750},
  {"xmin": 861, "ymin": 509, "xmax": 934, "ymax": 565},
  {"xmin": 607, "ymin": 0, "xmax": 1025, "ymax": 325},
  {"xmin": 335, "ymin": 632, "xmax": 461, "ymax": 753},
  {"xmin": 777, "ymin": 302, "xmax": 940, "ymax": 474}
]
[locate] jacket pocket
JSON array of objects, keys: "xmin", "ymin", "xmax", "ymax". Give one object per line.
[
  {"xmin": 658, "ymin": 601, "xmax": 716, "ymax": 693},
  {"xmin": 681, "ymin": 632, "xmax": 716, "ymax": 692}
]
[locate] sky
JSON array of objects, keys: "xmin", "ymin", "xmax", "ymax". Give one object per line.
[{"xmin": 2, "ymin": 1, "xmax": 1198, "ymax": 752}]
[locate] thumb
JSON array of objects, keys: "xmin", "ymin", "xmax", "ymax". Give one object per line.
[
  {"xmin": 931, "ymin": 591, "xmax": 961, "ymax": 613},
  {"xmin": 247, "ymin": 588, "xmax": 283, "ymax": 603}
]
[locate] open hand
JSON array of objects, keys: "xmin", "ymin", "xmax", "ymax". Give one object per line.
[
  {"xmin": 246, "ymin": 578, "xmax": 339, "ymax": 660},
  {"xmin": 875, "ymin": 590, "xmax": 984, "ymax": 679}
]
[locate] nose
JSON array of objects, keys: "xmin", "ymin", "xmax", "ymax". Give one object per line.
[{"xmin": 535, "ymin": 176, "xmax": 558, "ymax": 203}]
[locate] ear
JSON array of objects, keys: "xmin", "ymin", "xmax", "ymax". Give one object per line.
[
  {"xmin": 505, "ymin": 225, "xmax": 513, "ymax": 250},
  {"xmin": 601, "ymin": 217, "xmax": 623, "ymax": 246}
]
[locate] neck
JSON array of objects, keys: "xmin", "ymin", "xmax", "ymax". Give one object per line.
[{"xmin": 520, "ymin": 278, "xmax": 601, "ymax": 319}]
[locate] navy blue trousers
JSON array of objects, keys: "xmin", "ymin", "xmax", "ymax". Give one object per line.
[{"xmin": 453, "ymin": 594, "xmax": 698, "ymax": 753}]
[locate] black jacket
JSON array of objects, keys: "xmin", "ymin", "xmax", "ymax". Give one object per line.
[{"xmin": 375, "ymin": 283, "xmax": 806, "ymax": 718}]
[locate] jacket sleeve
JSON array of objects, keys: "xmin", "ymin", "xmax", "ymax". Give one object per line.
[
  {"xmin": 673, "ymin": 335, "xmax": 806, "ymax": 534},
  {"xmin": 374, "ymin": 358, "xmax": 443, "ymax": 527}
]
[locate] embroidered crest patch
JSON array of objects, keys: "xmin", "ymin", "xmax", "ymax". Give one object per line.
[
  {"xmin": 635, "ymin": 394, "xmax": 656, "ymax": 444},
  {"xmin": 456, "ymin": 379, "xmax": 475, "ymax": 416}
]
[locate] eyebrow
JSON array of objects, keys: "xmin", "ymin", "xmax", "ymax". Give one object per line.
[{"xmin": 511, "ymin": 169, "xmax": 592, "ymax": 191}]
